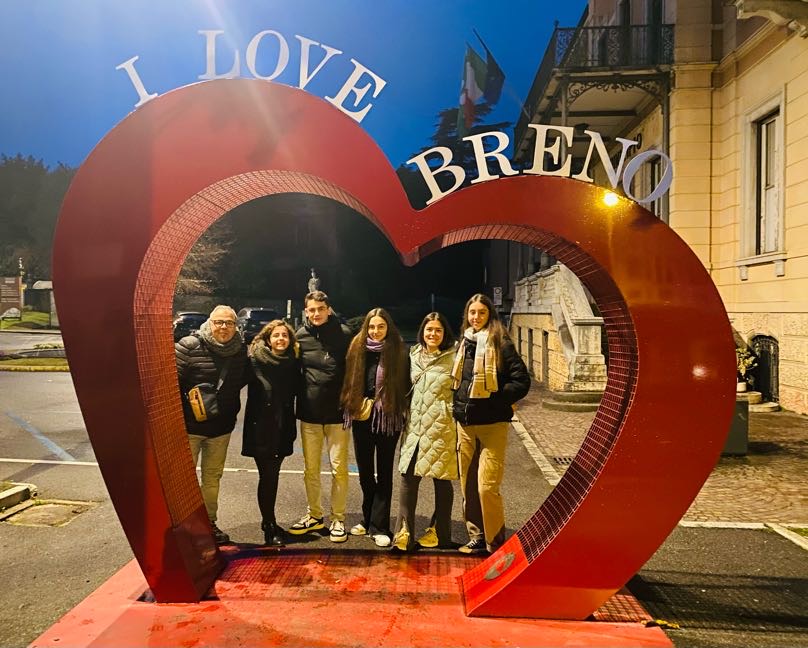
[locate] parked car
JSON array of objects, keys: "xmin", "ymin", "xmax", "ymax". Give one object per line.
[
  {"xmin": 172, "ymin": 312, "xmax": 207, "ymax": 342},
  {"xmin": 236, "ymin": 307, "xmax": 280, "ymax": 343}
]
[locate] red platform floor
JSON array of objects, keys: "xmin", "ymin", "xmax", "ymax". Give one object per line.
[{"xmin": 32, "ymin": 547, "xmax": 672, "ymax": 647}]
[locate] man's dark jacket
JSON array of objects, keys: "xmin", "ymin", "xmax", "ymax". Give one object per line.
[
  {"xmin": 175, "ymin": 335, "xmax": 250, "ymax": 437},
  {"xmin": 295, "ymin": 316, "xmax": 352, "ymax": 424}
]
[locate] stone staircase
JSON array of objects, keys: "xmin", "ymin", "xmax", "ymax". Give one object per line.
[
  {"xmin": 737, "ymin": 391, "xmax": 780, "ymax": 412},
  {"xmin": 541, "ymin": 390, "xmax": 602, "ymax": 412}
]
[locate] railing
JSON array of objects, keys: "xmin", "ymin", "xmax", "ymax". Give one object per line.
[{"xmin": 515, "ymin": 24, "xmax": 674, "ymax": 149}]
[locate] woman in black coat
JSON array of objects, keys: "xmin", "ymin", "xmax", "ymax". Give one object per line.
[
  {"xmin": 452, "ymin": 293, "xmax": 530, "ymax": 555},
  {"xmin": 242, "ymin": 319, "xmax": 301, "ymax": 547}
]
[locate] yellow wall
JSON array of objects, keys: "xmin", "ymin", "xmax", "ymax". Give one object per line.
[{"xmin": 672, "ymin": 16, "xmax": 808, "ymax": 413}]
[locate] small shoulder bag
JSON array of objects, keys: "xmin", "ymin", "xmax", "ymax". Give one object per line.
[{"xmin": 187, "ymin": 358, "xmax": 232, "ymax": 423}]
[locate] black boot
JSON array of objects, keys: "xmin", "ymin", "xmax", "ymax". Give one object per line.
[{"xmin": 262, "ymin": 521, "xmax": 285, "ymax": 547}]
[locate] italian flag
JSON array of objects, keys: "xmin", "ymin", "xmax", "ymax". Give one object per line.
[
  {"xmin": 457, "ymin": 44, "xmax": 505, "ymax": 137},
  {"xmin": 458, "ymin": 46, "xmax": 487, "ymax": 136}
]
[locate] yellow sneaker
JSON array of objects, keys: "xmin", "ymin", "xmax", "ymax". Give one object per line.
[
  {"xmin": 416, "ymin": 526, "xmax": 438, "ymax": 548},
  {"xmin": 392, "ymin": 529, "xmax": 410, "ymax": 552}
]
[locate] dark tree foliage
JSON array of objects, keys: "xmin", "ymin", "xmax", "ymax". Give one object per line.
[
  {"xmin": 0, "ymin": 154, "xmax": 75, "ymax": 279},
  {"xmin": 175, "ymin": 219, "xmax": 235, "ymax": 296}
]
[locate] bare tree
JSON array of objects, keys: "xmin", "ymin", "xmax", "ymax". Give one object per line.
[{"xmin": 175, "ymin": 219, "xmax": 234, "ymax": 296}]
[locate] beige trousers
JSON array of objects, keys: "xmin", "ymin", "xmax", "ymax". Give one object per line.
[
  {"xmin": 300, "ymin": 422, "xmax": 350, "ymax": 521},
  {"xmin": 457, "ymin": 421, "xmax": 508, "ymax": 551},
  {"xmin": 188, "ymin": 433, "xmax": 231, "ymax": 523}
]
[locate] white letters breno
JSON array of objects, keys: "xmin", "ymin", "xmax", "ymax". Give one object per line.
[{"xmin": 408, "ymin": 127, "xmax": 673, "ymax": 206}]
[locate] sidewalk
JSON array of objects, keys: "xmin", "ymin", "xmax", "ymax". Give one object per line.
[
  {"xmin": 515, "ymin": 382, "xmax": 808, "ymax": 646},
  {"xmin": 515, "ymin": 382, "xmax": 808, "ymax": 525}
]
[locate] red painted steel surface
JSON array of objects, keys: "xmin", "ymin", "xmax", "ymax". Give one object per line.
[
  {"xmin": 52, "ymin": 79, "xmax": 735, "ymax": 613},
  {"xmin": 31, "ymin": 552, "xmax": 672, "ymax": 647}
]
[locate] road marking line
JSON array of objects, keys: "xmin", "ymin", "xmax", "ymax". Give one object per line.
[
  {"xmin": 0, "ymin": 457, "xmax": 357, "ymax": 476},
  {"xmin": 678, "ymin": 521, "xmax": 766, "ymax": 529},
  {"xmin": 5, "ymin": 412, "xmax": 76, "ymax": 461},
  {"xmin": 766, "ymin": 523, "xmax": 808, "ymax": 551},
  {"xmin": 511, "ymin": 415, "xmax": 561, "ymax": 486},
  {"xmin": 0, "ymin": 457, "xmax": 97, "ymax": 466}
]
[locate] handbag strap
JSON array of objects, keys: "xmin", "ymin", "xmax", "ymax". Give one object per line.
[{"xmin": 215, "ymin": 356, "xmax": 232, "ymax": 392}]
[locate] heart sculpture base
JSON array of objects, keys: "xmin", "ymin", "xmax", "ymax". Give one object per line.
[
  {"xmin": 31, "ymin": 550, "xmax": 672, "ymax": 648},
  {"xmin": 53, "ymin": 79, "xmax": 736, "ymax": 617}
]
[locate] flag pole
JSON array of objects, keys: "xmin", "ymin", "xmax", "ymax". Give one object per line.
[{"xmin": 472, "ymin": 29, "xmax": 489, "ymax": 53}]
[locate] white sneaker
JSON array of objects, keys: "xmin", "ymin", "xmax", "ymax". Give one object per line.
[
  {"xmin": 329, "ymin": 520, "xmax": 347, "ymax": 543},
  {"xmin": 350, "ymin": 523, "xmax": 367, "ymax": 536},
  {"xmin": 372, "ymin": 534, "xmax": 391, "ymax": 548}
]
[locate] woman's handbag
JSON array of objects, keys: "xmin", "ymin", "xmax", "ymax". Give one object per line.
[
  {"xmin": 186, "ymin": 357, "xmax": 232, "ymax": 423},
  {"xmin": 354, "ymin": 397, "xmax": 375, "ymax": 422}
]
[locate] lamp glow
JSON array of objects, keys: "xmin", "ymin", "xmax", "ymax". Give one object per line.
[{"xmin": 603, "ymin": 191, "xmax": 619, "ymax": 207}]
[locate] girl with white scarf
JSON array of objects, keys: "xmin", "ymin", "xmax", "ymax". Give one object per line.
[{"xmin": 451, "ymin": 294, "xmax": 530, "ymax": 555}]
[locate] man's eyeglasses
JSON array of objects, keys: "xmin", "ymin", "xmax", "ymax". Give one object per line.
[{"xmin": 211, "ymin": 320, "xmax": 236, "ymax": 328}]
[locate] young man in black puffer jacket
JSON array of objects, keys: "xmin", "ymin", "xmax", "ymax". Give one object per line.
[
  {"xmin": 176, "ymin": 305, "xmax": 249, "ymax": 544},
  {"xmin": 289, "ymin": 290, "xmax": 353, "ymax": 543}
]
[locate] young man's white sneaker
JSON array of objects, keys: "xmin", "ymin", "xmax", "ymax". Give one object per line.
[
  {"xmin": 329, "ymin": 520, "xmax": 348, "ymax": 543},
  {"xmin": 288, "ymin": 514, "xmax": 324, "ymax": 535}
]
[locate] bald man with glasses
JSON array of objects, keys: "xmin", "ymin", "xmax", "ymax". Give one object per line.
[{"xmin": 176, "ymin": 304, "xmax": 250, "ymax": 544}]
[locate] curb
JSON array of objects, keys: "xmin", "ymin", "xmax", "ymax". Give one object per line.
[
  {"xmin": 0, "ymin": 482, "xmax": 37, "ymax": 513},
  {"xmin": 511, "ymin": 415, "xmax": 561, "ymax": 486},
  {"xmin": 0, "ymin": 365, "xmax": 69, "ymax": 372},
  {"xmin": 768, "ymin": 523, "xmax": 808, "ymax": 551}
]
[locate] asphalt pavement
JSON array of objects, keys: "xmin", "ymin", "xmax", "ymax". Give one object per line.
[{"xmin": 0, "ymin": 333, "xmax": 806, "ymax": 647}]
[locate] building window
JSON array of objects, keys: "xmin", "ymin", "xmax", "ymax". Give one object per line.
[
  {"xmin": 755, "ymin": 111, "xmax": 780, "ymax": 255},
  {"xmin": 736, "ymin": 92, "xmax": 785, "ymax": 279}
]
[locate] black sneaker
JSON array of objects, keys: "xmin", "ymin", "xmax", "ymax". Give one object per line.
[
  {"xmin": 288, "ymin": 514, "xmax": 325, "ymax": 535},
  {"xmin": 458, "ymin": 538, "xmax": 488, "ymax": 555},
  {"xmin": 211, "ymin": 523, "xmax": 230, "ymax": 545}
]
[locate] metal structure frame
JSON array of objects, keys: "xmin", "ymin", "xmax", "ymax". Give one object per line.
[{"xmin": 52, "ymin": 80, "xmax": 735, "ymax": 618}]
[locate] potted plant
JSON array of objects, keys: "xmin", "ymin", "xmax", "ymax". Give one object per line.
[{"xmin": 736, "ymin": 345, "xmax": 757, "ymax": 393}]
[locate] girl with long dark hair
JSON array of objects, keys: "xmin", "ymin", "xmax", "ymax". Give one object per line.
[
  {"xmin": 452, "ymin": 294, "xmax": 530, "ymax": 555},
  {"xmin": 242, "ymin": 319, "xmax": 301, "ymax": 547},
  {"xmin": 341, "ymin": 307, "xmax": 409, "ymax": 547},
  {"xmin": 392, "ymin": 312, "xmax": 458, "ymax": 552}
]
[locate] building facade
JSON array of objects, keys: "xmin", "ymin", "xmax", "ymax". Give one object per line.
[{"xmin": 507, "ymin": 0, "xmax": 808, "ymax": 413}]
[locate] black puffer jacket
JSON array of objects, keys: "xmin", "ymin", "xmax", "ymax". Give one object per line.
[
  {"xmin": 452, "ymin": 337, "xmax": 530, "ymax": 426},
  {"xmin": 175, "ymin": 335, "xmax": 250, "ymax": 438},
  {"xmin": 242, "ymin": 355, "xmax": 301, "ymax": 459},
  {"xmin": 295, "ymin": 316, "xmax": 352, "ymax": 424}
]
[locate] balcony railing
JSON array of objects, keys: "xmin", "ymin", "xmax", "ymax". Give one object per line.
[{"xmin": 515, "ymin": 24, "xmax": 674, "ymax": 150}]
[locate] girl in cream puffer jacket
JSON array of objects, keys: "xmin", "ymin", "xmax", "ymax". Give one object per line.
[{"xmin": 393, "ymin": 312, "xmax": 458, "ymax": 551}]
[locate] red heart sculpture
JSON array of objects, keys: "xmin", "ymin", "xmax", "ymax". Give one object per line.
[{"xmin": 53, "ymin": 80, "xmax": 735, "ymax": 617}]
